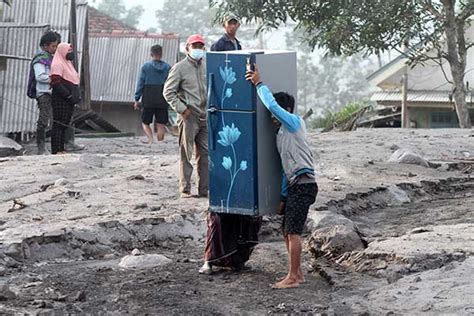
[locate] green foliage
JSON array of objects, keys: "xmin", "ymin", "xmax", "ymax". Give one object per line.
[
  {"xmin": 97, "ymin": 0, "xmax": 144, "ymax": 28},
  {"xmin": 312, "ymin": 101, "xmax": 371, "ymax": 129},
  {"xmin": 211, "ymin": 0, "xmax": 473, "ymax": 58}
]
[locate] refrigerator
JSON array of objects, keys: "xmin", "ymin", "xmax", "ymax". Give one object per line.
[{"xmin": 206, "ymin": 50, "xmax": 297, "ymax": 216}]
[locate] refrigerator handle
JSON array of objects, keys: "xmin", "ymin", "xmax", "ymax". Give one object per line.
[{"xmin": 207, "ymin": 73, "xmax": 217, "ymax": 150}]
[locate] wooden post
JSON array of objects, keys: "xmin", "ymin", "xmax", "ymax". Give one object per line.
[
  {"xmin": 401, "ymin": 69, "xmax": 409, "ymax": 128},
  {"xmin": 70, "ymin": 0, "xmax": 78, "ymax": 70}
]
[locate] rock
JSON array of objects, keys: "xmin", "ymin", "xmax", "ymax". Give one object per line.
[
  {"xmin": 0, "ymin": 136, "xmax": 22, "ymax": 157},
  {"xmin": 407, "ymin": 172, "xmax": 417, "ymax": 177},
  {"xmin": 131, "ymin": 248, "xmax": 142, "ymax": 256},
  {"xmin": 410, "ymin": 227, "xmax": 433, "ymax": 234},
  {"xmin": 0, "ymin": 284, "xmax": 16, "ymax": 300},
  {"xmin": 4, "ymin": 243, "xmax": 24, "ymax": 261},
  {"xmin": 306, "ymin": 211, "xmax": 356, "ymax": 231},
  {"xmin": 387, "ymin": 185, "xmax": 411, "ymax": 205},
  {"xmin": 332, "ymin": 176, "xmax": 341, "ymax": 181},
  {"xmin": 306, "ymin": 225, "xmax": 365, "ymax": 258},
  {"xmin": 54, "ymin": 178, "xmax": 69, "ymax": 186},
  {"xmin": 0, "ymin": 266, "xmax": 6, "ymax": 276},
  {"xmin": 437, "ymin": 163, "xmax": 450, "ymax": 172},
  {"xmin": 127, "ymin": 174, "xmax": 145, "ymax": 181},
  {"xmin": 413, "ymin": 276, "xmax": 422, "ymax": 283},
  {"xmin": 388, "ymin": 148, "xmax": 430, "ymax": 167},
  {"xmin": 165, "ymin": 214, "xmax": 184, "ymax": 224},
  {"xmin": 421, "ymin": 304, "xmax": 432, "ymax": 312},
  {"xmin": 118, "ymin": 254, "xmax": 172, "ymax": 269},
  {"xmin": 390, "ymin": 144, "xmax": 400, "ymax": 151}
]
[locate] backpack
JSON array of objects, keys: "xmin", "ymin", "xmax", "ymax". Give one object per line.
[{"xmin": 27, "ymin": 63, "xmax": 37, "ymax": 99}]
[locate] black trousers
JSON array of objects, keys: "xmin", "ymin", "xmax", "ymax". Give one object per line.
[{"xmin": 51, "ymin": 95, "xmax": 74, "ymax": 154}]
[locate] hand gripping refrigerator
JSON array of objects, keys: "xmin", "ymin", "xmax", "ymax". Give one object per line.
[{"xmin": 206, "ymin": 50, "xmax": 297, "ymax": 216}]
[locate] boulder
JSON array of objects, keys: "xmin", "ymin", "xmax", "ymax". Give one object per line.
[
  {"xmin": 0, "ymin": 136, "xmax": 22, "ymax": 157},
  {"xmin": 306, "ymin": 211, "xmax": 356, "ymax": 231},
  {"xmin": 119, "ymin": 254, "xmax": 172, "ymax": 269},
  {"xmin": 388, "ymin": 148, "xmax": 430, "ymax": 167},
  {"xmin": 307, "ymin": 225, "xmax": 365, "ymax": 258}
]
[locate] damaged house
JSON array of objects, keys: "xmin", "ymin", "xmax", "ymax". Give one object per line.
[{"xmin": 368, "ymin": 27, "xmax": 474, "ymax": 128}]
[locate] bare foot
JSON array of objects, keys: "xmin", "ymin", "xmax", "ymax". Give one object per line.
[
  {"xmin": 272, "ymin": 277, "xmax": 300, "ymax": 289},
  {"xmin": 277, "ymin": 273, "xmax": 305, "ymax": 283}
]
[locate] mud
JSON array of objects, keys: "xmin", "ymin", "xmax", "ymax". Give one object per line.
[{"xmin": 0, "ymin": 128, "xmax": 473, "ymax": 314}]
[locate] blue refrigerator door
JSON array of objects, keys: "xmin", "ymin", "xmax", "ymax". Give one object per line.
[
  {"xmin": 207, "ymin": 51, "xmax": 258, "ymax": 215},
  {"xmin": 206, "ymin": 51, "xmax": 257, "ymax": 112},
  {"xmin": 208, "ymin": 109, "xmax": 257, "ymax": 215}
]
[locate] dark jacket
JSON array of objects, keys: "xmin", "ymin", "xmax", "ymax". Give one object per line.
[
  {"xmin": 135, "ymin": 60, "xmax": 171, "ymax": 109},
  {"xmin": 211, "ymin": 34, "xmax": 242, "ymax": 51},
  {"xmin": 50, "ymin": 75, "xmax": 81, "ymax": 106}
]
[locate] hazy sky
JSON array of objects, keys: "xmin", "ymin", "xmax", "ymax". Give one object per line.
[{"xmin": 90, "ymin": 0, "xmax": 165, "ymax": 31}]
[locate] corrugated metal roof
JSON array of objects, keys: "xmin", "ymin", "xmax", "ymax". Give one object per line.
[
  {"xmin": 1, "ymin": 0, "xmax": 88, "ymax": 72},
  {"xmin": 0, "ymin": 0, "xmax": 88, "ymax": 133},
  {"xmin": 89, "ymin": 35, "xmax": 180, "ymax": 103},
  {"xmin": 371, "ymin": 90, "xmax": 474, "ymax": 104},
  {"xmin": 0, "ymin": 24, "xmax": 49, "ymax": 133}
]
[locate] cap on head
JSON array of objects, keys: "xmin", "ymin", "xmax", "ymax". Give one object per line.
[
  {"xmin": 223, "ymin": 13, "xmax": 240, "ymax": 24},
  {"xmin": 186, "ymin": 34, "xmax": 205, "ymax": 46}
]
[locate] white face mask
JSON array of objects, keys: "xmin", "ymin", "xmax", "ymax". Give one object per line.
[{"xmin": 189, "ymin": 48, "xmax": 205, "ymax": 60}]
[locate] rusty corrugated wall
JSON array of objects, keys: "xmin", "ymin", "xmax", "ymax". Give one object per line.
[
  {"xmin": 0, "ymin": 0, "xmax": 88, "ymax": 134},
  {"xmin": 89, "ymin": 35, "xmax": 180, "ymax": 103},
  {"xmin": 0, "ymin": 24, "xmax": 48, "ymax": 133}
]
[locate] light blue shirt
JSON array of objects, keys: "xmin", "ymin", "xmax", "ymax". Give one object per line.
[
  {"xmin": 33, "ymin": 62, "xmax": 51, "ymax": 96},
  {"xmin": 256, "ymin": 83, "xmax": 301, "ymax": 132},
  {"xmin": 256, "ymin": 83, "xmax": 315, "ymax": 200}
]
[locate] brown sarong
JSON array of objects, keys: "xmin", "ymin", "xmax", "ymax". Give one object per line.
[{"xmin": 204, "ymin": 212, "xmax": 262, "ymax": 268}]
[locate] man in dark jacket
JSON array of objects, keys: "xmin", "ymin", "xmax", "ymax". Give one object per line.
[
  {"xmin": 134, "ymin": 45, "xmax": 171, "ymax": 144},
  {"xmin": 211, "ymin": 13, "xmax": 242, "ymax": 52}
]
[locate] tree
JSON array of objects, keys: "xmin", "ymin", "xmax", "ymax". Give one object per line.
[
  {"xmin": 156, "ymin": 0, "xmax": 216, "ymax": 40},
  {"xmin": 212, "ymin": 0, "xmax": 474, "ymax": 128},
  {"xmin": 285, "ymin": 28, "xmax": 376, "ymax": 115},
  {"xmin": 122, "ymin": 5, "xmax": 144, "ymax": 29},
  {"xmin": 97, "ymin": 0, "xmax": 144, "ymax": 29}
]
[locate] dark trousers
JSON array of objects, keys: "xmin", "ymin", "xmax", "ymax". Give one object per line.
[
  {"xmin": 36, "ymin": 94, "xmax": 53, "ymax": 151},
  {"xmin": 51, "ymin": 96, "xmax": 74, "ymax": 154}
]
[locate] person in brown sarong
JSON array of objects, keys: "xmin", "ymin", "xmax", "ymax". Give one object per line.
[{"xmin": 200, "ymin": 213, "xmax": 262, "ymax": 273}]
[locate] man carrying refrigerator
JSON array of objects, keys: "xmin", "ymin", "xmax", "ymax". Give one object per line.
[
  {"xmin": 198, "ymin": 19, "xmax": 262, "ymax": 275},
  {"xmin": 163, "ymin": 34, "xmax": 208, "ymax": 198},
  {"xmin": 246, "ymin": 66, "xmax": 318, "ymax": 289}
]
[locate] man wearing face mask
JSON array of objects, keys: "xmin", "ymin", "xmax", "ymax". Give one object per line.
[{"xmin": 163, "ymin": 34, "xmax": 208, "ymax": 198}]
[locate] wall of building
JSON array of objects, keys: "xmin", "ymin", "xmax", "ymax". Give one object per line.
[
  {"xmin": 90, "ymin": 102, "xmax": 177, "ymax": 136},
  {"xmin": 409, "ymin": 107, "xmax": 474, "ymax": 128},
  {"xmin": 91, "ymin": 102, "xmax": 143, "ymax": 136}
]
